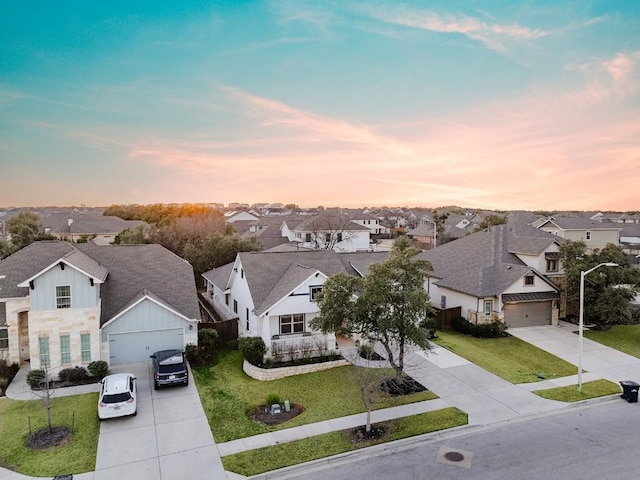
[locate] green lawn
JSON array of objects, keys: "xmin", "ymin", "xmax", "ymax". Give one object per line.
[
  {"xmin": 222, "ymin": 407, "xmax": 468, "ymax": 476},
  {"xmin": 433, "ymin": 331, "xmax": 577, "ymax": 383},
  {"xmin": 0, "ymin": 393, "xmax": 100, "ymax": 476},
  {"xmin": 585, "ymin": 325, "xmax": 640, "ymax": 359},
  {"xmin": 192, "ymin": 350, "xmax": 438, "ymax": 443},
  {"xmin": 533, "ymin": 379, "xmax": 621, "ymax": 402}
]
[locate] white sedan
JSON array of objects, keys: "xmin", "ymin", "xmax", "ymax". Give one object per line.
[{"xmin": 98, "ymin": 373, "xmax": 137, "ymax": 420}]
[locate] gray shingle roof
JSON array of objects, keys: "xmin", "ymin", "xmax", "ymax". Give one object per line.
[
  {"xmin": 40, "ymin": 212, "xmax": 144, "ymax": 235},
  {"xmin": 0, "ymin": 241, "xmax": 199, "ymax": 326},
  {"xmin": 419, "ymin": 223, "xmax": 560, "ymax": 297},
  {"xmin": 206, "ymin": 250, "xmax": 389, "ymax": 316},
  {"xmin": 541, "ymin": 217, "xmax": 621, "ymax": 230}
]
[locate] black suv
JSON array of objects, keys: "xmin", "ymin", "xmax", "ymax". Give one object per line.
[{"xmin": 150, "ymin": 349, "xmax": 188, "ymax": 390}]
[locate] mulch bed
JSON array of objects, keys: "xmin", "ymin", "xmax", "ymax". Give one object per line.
[
  {"xmin": 32, "ymin": 377, "xmax": 99, "ymax": 391},
  {"xmin": 348, "ymin": 424, "xmax": 388, "ymax": 443},
  {"xmin": 359, "ymin": 351, "xmax": 386, "ymax": 361},
  {"xmin": 250, "ymin": 403, "xmax": 305, "ymax": 426},
  {"xmin": 379, "ymin": 376, "xmax": 427, "ymax": 396},
  {"xmin": 27, "ymin": 426, "xmax": 73, "ymax": 450}
]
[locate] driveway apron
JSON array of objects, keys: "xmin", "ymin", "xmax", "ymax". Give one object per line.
[{"xmin": 94, "ymin": 361, "xmax": 225, "ymax": 480}]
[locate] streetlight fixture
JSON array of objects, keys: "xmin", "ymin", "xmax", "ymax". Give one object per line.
[{"xmin": 577, "ymin": 262, "xmax": 618, "ymax": 391}]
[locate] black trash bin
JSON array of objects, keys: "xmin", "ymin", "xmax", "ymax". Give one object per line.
[{"xmin": 619, "ymin": 380, "xmax": 639, "ymax": 403}]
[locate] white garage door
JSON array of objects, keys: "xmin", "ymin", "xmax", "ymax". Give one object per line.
[
  {"xmin": 504, "ymin": 301, "xmax": 552, "ymax": 328},
  {"xmin": 109, "ymin": 328, "xmax": 184, "ymax": 364}
]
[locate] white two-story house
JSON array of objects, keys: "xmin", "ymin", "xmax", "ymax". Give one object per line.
[{"xmin": 202, "ymin": 250, "xmax": 388, "ymax": 359}]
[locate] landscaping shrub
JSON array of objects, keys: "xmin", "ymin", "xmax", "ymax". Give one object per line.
[
  {"xmin": 358, "ymin": 344, "xmax": 375, "ymax": 359},
  {"xmin": 473, "ymin": 320, "xmax": 506, "ymax": 338},
  {"xmin": 184, "ymin": 343, "xmax": 199, "ymax": 364},
  {"xmin": 87, "ymin": 360, "xmax": 109, "ymax": 380},
  {"xmin": 265, "ymin": 392, "xmax": 281, "ymax": 406},
  {"xmin": 0, "ymin": 377, "xmax": 8, "ymax": 395},
  {"xmin": 26, "ymin": 369, "xmax": 46, "ymax": 388},
  {"xmin": 198, "ymin": 328, "xmax": 219, "ymax": 364},
  {"xmin": 238, "ymin": 336, "xmax": 267, "ymax": 366},
  {"xmin": 58, "ymin": 366, "xmax": 89, "ymax": 384},
  {"xmin": 0, "ymin": 358, "xmax": 19, "ymax": 383},
  {"xmin": 452, "ymin": 316, "xmax": 474, "ymax": 334},
  {"xmin": 451, "ymin": 317, "xmax": 506, "ymax": 338}
]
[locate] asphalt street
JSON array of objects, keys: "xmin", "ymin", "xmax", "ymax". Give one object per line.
[{"xmin": 269, "ymin": 399, "xmax": 640, "ymax": 480}]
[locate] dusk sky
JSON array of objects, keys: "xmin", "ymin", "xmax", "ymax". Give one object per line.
[{"xmin": 1, "ymin": 1, "xmax": 639, "ymax": 211}]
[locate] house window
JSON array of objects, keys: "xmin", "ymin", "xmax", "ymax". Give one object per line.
[
  {"xmin": 524, "ymin": 275, "xmax": 535, "ymax": 286},
  {"xmin": 440, "ymin": 295, "xmax": 446, "ymax": 308},
  {"xmin": 39, "ymin": 337, "xmax": 50, "ymax": 367},
  {"xmin": 280, "ymin": 313, "xmax": 304, "ymax": 335},
  {"xmin": 246, "ymin": 308, "xmax": 250, "ymax": 331},
  {"xmin": 60, "ymin": 335, "xmax": 71, "ymax": 364},
  {"xmin": 225, "ymin": 293, "xmax": 230, "ymax": 305},
  {"xmin": 56, "ymin": 285, "xmax": 71, "ymax": 309},
  {"xmin": 585, "ymin": 231, "xmax": 591, "ymax": 241},
  {"xmin": 310, "ymin": 286, "xmax": 323, "ymax": 301},
  {"xmin": 233, "ymin": 299, "xmax": 238, "ymax": 314},
  {"xmin": 305, "ymin": 233, "xmax": 311, "ymax": 242},
  {"xmin": 0, "ymin": 328, "xmax": 8, "ymax": 349},
  {"xmin": 547, "ymin": 259, "xmax": 558, "ymax": 272},
  {"xmin": 337, "ymin": 232, "xmax": 343, "ymax": 243},
  {"xmin": 484, "ymin": 300, "xmax": 492, "ymax": 315},
  {"xmin": 80, "ymin": 334, "xmax": 91, "ymax": 362},
  {"xmin": 241, "ymin": 269, "xmax": 244, "ymax": 279},
  {"xmin": 325, "ymin": 233, "xmax": 331, "ymax": 243}
]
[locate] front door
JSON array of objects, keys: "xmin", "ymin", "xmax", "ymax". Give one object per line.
[{"xmin": 18, "ymin": 311, "xmax": 30, "ymax": 363}]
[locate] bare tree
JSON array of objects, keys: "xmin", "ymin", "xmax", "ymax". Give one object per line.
[{"xmin": 302, "ymin": 210, "xmax": 358, "ymax": 250}]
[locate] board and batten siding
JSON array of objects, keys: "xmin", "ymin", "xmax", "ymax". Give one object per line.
[
  {"xmin": 100, "ymin": 298, "xmax": 193, "ymax": 342},
  {"xmin": 29, "ymin": 264, "xmax": 100, "ymax": 311}
]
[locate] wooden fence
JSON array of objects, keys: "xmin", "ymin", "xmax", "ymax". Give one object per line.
[{"xmin": 435, "ymin": 306, "xmax": 462, "ymax": 331}]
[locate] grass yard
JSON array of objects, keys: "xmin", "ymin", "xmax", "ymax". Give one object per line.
[
  {"xmin": 533, "ymin": 379, "xmax": 621, "ymax": 402},
  {"xmin": 0, "ymin": 393, "xmax": 100, "ymax": 476},
  {"xmin": 585, "ymin": 325, "xmax": 640, "ymax": 359},
  {"xmin": 433, "ymin": 331, "xmax": 577, "ymax": 383},
  {"xmin": 192, "ymin": 349, "xmax": 438, "ymax": 443},
  {"xmin": 222, "ymin": 407, "xmax": 468, "ymax": 476}
]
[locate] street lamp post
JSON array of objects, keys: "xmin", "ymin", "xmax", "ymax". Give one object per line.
[{"xmin": 577, "ymin": 262, "xmax": 618, "ymax": 391}]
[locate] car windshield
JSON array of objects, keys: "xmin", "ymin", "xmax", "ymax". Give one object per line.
[{"xmin": 102, "ymin": 392, "xmax": 131, "ymax": 404}]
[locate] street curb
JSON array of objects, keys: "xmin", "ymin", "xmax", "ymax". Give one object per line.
[{"xmin": 246, "ymin": 394, "xmax": 626, "ymax": 480}]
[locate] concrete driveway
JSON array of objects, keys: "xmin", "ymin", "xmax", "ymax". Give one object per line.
[{"xmin": 94, "ymin": 361, "xmax": 225, "ymax": 480}]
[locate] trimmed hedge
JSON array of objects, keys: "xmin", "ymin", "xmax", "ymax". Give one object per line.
[
  {"xmin": 238, "ymin": 336, "xmax": 267, "ymax": 366},
  {"xmin": 451, "ymin": 316, "xmax": 506, "ymax": 338}
]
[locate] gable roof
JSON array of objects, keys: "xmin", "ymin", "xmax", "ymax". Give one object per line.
[
  {"xmin": 419, "ymin": 223, "xmax": 560, "ymax": 297},
  {"xmin": 539, "ymin": 217, "xmax": 621, "ymax": 231},
  {"xmin": 0, "ymin": 241, "xmax": 200, "ymax": 325},
  {"xmin": 207, "ymin": 250, "xmax": 388, "ymax": 316}
]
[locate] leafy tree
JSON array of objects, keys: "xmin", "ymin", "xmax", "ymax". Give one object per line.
[
  {"xmin": 473, "ymin": 214, "xmax": 507, "ymax": 232},
  {"xmin": 560, "ymin": 240, "xmax": 640, "ymax": 330},
  {"xmin": 311, "ymin": 242, "xmax": 433, "ymax": 382},
  {"xmin": 0, "ymin": 238, "xmax": 16, "ymax": 260},
  {"xmin": 431, "ymin": 210, "xmax": 449, "ymax": 247},
  {"xmin": 114, "ymin": 225, "xmax": 149, "ymax": 244},
  {"xmin": 7, "ymin": 212, "xmax": 41, "ymax": 249},
  {"xmin": 183, "ymin": 234, "xmax": 261, "ymax": 278}
]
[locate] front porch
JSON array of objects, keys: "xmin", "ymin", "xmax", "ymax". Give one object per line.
[{"xmin": 268, "ymin": 332, "xmax": 336, "ymax": 362}]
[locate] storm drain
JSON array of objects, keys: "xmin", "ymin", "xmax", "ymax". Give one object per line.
[{"xmin": 435, "ymin": 446, "xmax": 474, "ymax": 469}]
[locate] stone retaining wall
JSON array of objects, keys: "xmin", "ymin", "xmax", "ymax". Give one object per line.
[{"xmin": 243, "ymin": 358, "xmax": 350, "ymax": 381}]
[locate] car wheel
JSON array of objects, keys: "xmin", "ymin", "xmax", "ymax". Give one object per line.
[
  {"xmin": 184, "ymin": 377, "xmax": 189, "ymax": 386},
  {"xmin": 133, "ymin": 409, "xmax": 137, "ymax": 417},
  {"xmin": 154, "ymin": 381, "xmax": 159, "ymax": 390}
]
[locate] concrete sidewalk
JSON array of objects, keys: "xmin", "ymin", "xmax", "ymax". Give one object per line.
[{"xmin": 2, "ymin": 323, "xmax": 635, "ymax": 480}]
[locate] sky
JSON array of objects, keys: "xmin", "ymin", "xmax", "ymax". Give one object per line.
[{"xmin": 1, "ymin": 1, "xmax": 639, "ymax": 211}]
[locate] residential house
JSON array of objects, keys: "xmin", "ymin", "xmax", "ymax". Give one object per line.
[
  {"xmin": 536, "ymin": 216, "xmax": 620, "ymax": 249},
  {"xmin": 39, "ymin": 212, "xmax": 145, "ymax": 245},
  {"xmin": 202, "ymin": 250, "xmax": 387, "ymax": 359},
  {"xmin": 420, "ymin": 222, "xmax": 565, "ymax": 327},
  {"xmin": 224, "ymin": 211, "xmax": 260, "ymax": 223},
  {"xmin": 282, "ymin": 211, "xmax": 371, "ymax": 252},
  {"xmin": 0, "ymin": 241, "xmax": 199, "ymax": 370},
  {"xmin": 619, "ymin": 223, "xmax": 640, "ymax": 258}
]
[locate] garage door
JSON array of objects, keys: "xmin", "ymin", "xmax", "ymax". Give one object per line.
[
  {"xmin": 503, "ymin": 301, "xmax": 552, "ymax": 328},
  {"xmin": 109, "ymin": 328, "xmax": 184, "ymax": 364}
]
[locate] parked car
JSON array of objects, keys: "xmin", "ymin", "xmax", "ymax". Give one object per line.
[
  {"xmin": 98, "ymin": 373, "xmax": 137, "ymax": 420},
  {"xmin": 150, "ymin": 349, "xmax": 189, "ymax": 389}
]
